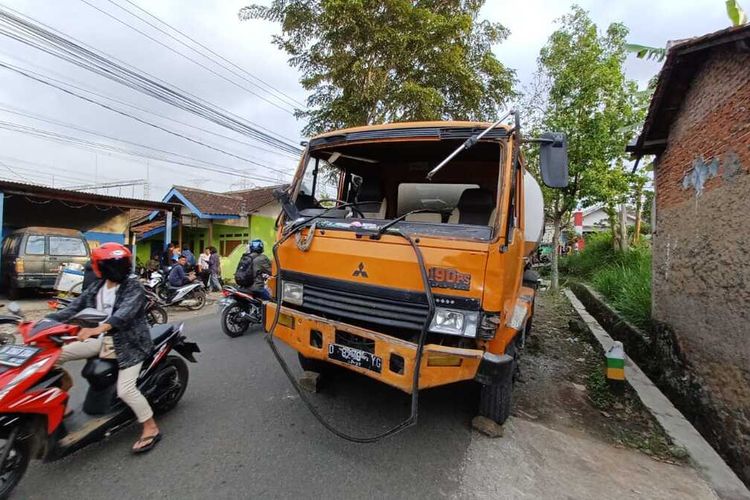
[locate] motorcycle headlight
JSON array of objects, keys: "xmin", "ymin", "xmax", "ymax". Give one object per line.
[
  {"xmin": 429, "ymin": 308, "xmax": 479, "ymax": 337},
  {"xmin": 281, "ymin": 282, "xmax": 304, "ymax": 306}
]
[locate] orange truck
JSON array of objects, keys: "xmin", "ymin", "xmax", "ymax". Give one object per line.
[{"xmin": 265, "ymin": 115, "xmax": 568, "ymax": 435}]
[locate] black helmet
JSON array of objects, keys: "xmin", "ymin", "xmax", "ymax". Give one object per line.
[{"xmin": 249, "ymin": 239, "xmax": 264, "ymax": 254}]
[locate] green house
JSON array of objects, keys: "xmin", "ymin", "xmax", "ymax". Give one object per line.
[{"xmin": 133, "ymin": 184, "xmax": 285, "ymax": 280}]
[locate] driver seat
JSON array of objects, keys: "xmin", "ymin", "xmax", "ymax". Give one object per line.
[{"xmin": 357, "ymin": 181, "xmax": 387, "ymax": 219}]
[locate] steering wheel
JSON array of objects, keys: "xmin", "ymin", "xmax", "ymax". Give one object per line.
[{"xmin": 317, "ymin": 199, "xmax": 366, "ymax": 218}]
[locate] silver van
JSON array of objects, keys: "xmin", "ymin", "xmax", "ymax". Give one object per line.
[{"xmin": 1, "ymin": 227, "xmax": 90, "ymax": 298}]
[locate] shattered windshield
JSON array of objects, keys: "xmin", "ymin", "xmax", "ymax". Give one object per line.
[{"xmin": 291, "ymin": 136, "xmax": 505, "ymax": 238}]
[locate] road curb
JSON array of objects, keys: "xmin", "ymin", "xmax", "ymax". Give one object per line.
[{"xmin": 563, "ymin": 289, "xmax": 750, "ymax": 500}]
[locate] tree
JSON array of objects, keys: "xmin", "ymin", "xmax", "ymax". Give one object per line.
[
  {"xmin": 525, "ymin": 6, "xmax": 642, "ymax": 289},
  {"xmin": 239, "ymin": 0, "xmax": 515, "ymax": 135}
]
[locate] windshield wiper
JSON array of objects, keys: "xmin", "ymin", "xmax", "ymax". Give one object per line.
[
  {"xmin": 426, "ymin": 109, "xmax": 516, "ymax": 181},
  {"xmin": 369, "ymin": 209, "xmax": 445, "ymax": 239}
]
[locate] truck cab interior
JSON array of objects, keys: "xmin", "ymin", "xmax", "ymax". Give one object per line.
[{"xmin": 294, "ymin": 138, "xmax": 506, "ymax": 233}]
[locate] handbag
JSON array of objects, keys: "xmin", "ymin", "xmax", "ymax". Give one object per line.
[{"xmin": 99, "ymin": 335, "xmax": 117, "ymax": 360}]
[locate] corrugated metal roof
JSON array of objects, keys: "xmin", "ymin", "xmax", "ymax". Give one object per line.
[{"xmin": 0, "ymin": 179, "xmax": 178, "ymax": 211}]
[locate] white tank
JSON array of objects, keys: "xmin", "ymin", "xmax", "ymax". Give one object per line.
[{"xmin": 524, "ymin": 171, "xmax": 544, "ymax": 254}]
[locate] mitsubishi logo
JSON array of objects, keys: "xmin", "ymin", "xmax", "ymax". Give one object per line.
[{"xmin": 352, "ymin": 262, "xmax": 369, "ymax": 278}]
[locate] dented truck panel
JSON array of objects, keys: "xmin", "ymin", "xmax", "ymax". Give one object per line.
[{"xmin": 267, "ymin": 120, "xmax": 542, "ymax": 402}]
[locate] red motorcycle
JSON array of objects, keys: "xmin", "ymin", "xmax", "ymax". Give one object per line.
[{"xmin": 0, "ymin": 304, "xmax": 199, "ymax": 498}]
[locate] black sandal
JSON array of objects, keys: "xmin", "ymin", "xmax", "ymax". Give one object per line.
[{"xmin": 132, "ymin": 433, "xmax": 162, "ymax": 454}]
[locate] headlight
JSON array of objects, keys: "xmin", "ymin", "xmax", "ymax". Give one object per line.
[
  {"xmin": 282, "ymin": 282, "xmax": 304, "ymax": 306},
  {"xmin": 429, "ymin": 308, "xmax": 479, "ymax": 337}
]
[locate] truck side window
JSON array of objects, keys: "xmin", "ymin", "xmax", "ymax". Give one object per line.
[{"xmin": 25, "ymin": 235, "xmax": 45, "ymax": 255}]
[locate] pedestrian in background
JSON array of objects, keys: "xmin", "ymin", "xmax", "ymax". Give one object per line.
[
  {"xmin": 208, "ymin": 247, "xmax": 222, "ymax": 292},
  {"xmin": 198, "ymin": 247, "xmax": 210, "ymax": 286}
]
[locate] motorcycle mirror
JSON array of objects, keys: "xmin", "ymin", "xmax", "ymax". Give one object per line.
[{"xmin": 7, "ymin": 302, "xmax": 22, "ymax": 316}]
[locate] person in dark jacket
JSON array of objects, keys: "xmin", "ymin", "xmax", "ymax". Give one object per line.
[
  {"xmin": 207, "ymin": 247, "xmax": 222, "ymax": 292},
  {"xmin": 235, "ymin": 239, "xmax": 272, "ymax": 300},
  {"xmin": 47, "ymin": 243, "xmax": 161, "ymax": 454}
]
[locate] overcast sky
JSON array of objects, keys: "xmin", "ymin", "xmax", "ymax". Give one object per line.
[{"xmin": 0, "ymin": 0, "xmax": 733, "ymax": 199}]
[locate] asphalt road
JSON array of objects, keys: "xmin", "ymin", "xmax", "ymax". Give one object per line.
[{"xmin": 15, "ymin": 312, "xmax": 481, "ymax": 499}]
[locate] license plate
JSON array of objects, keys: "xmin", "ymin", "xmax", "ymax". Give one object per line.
[
  {"xmin": 0, "ymin": 345, "xmax": 40, "ymax": 367},
  {"xmin": 328, "ymin": 343, "xmax": 382, "ymax": 373}
]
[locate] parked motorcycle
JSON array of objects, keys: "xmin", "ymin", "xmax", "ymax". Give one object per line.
[
  {"xmin": 0, "ymin": 302, "xmax": 200, "ymax": 498},
  {"xmin": 0, "ymin": 309, "xmax": 20, "ymax": 346},
  {"xmin": 47, "ymin": 289, "xmax": 169, "ymax": 327},
  {"xmin": 218, "ymin": 286, "xmax": 263, "ymax": 338},
  {"xmin": 143, "ymin": 270, "xmax": 169, "ymax": 302},
  {"xmin": 162, "ymin": 281, "xmax": 206, "ymax": 311}
]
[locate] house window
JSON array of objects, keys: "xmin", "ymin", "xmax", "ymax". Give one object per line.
[{"xmin": 218, "ymin": 232, "xmax": 250, "ymax": 256}]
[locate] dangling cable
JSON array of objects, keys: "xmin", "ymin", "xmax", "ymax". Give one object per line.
[{"xmin": 265, "ymin": 221, "xmax": 435, "ymax": 443}]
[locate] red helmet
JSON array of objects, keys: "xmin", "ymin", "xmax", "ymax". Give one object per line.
[{"xmin": 91, "ymin": 243, "xmax": 132, "ymax": 282}]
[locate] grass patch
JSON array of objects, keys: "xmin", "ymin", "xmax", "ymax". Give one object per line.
[{"xmin": 562, "ymin": 233, "xmax": 652, "ymax": 329}]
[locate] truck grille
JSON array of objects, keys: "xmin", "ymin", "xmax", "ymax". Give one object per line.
[{"xmin": 281, "ymin": 271, "xmax": 480, "ymax": 335}]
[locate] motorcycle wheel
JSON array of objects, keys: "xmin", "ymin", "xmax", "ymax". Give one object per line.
[
  {"xmin": 0, "ymin": 434, "xmax": 30, "ymax": 499},
  {"xmin": 221, "ymin": 303, "xmax": 249, "ymax": 338},
  {"xmin": 151, "ymin": 356, "xmax": 189, "ymax": 415},
  {"xmin": 146, "ymin": 305, "xmax": 168, "ymax": 326},
  {"xmin": 185, "ymin": 290, "xmax": 206, "ymax": 311}
]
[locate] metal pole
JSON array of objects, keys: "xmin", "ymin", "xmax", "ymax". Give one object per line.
[{"xmin": 164, "ymin": 210, "xmax": 173, "ymax": 250}]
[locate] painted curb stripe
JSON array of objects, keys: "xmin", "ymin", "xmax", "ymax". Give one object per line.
[
  {"xmin": 607, "ymin": 367, "xmax": 625, "ymax": 380},
  {"xmin": 606, "ymin": 357, "xmax": 625, "ymax": 369}
]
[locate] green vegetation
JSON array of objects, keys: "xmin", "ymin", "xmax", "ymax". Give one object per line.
[
  {"xmin": 562, "ymin": 232, "xmax": 652, "ymax": 329},
  {"xmin": 524, "ymin": 6, "xmax": 644, "ymax": 290},
  {"xmin": 240, "ymin": 0, "xmax": 515, "ymax": 136}
]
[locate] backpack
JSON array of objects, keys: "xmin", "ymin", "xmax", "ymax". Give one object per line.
[{"xmin": 234, "ymin": 253, "xmax": 255, "ymax": 287}]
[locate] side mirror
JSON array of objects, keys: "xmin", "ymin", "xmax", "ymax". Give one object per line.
[{"xmin": 539, "ymin": 132, "xmax": 569, "ymax": 188}]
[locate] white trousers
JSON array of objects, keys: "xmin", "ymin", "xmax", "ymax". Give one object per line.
[{"xmin": 58, "ymin": 338, "xmax": 154, "ymax": 423}]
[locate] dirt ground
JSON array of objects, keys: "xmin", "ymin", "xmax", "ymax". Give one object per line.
[
  {"xmin": 454, "ymin": 290, "xmax": 718, "ymax": 499},
  {"xmin": 514, "ymin": 290, "xmax": 682, "ymax": 461}
]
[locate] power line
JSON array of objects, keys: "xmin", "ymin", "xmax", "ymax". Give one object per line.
[
  {"xmin": 79, "ymin": 0, "xmax": 297, "ymax": 115},
  {"xmin": 0, "ymin": 4, "xmax": 303, "ymax": 155},
  {"xmin": 0, "ymin": 65, "xmax": 296, "ymax": 177},
  {"xmin": 114, "ymin": 0, "xmax": 306, "ymax": 109},
  {"xmin": 0, "ymin": 120, "xmax": 289, "ymax": 185},
  {"xmin": 0, "ymin": 53, "xmax": 298, "ymax": 159}
]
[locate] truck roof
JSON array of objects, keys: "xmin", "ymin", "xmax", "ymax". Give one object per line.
[
  {"xmin": 311, "ymin": 120, "xmax": 511, "ymax": 139},
  {"xmin": 309, "ymin": 121, "xmax": 512, "ymax": 151}
]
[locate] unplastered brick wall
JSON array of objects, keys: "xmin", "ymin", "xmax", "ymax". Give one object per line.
[{"xmin": 653, "ymin": 47, "xmax": 750, "ymax": 484}]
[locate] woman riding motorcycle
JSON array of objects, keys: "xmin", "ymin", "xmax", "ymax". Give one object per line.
[{"xmin": 46, "ymin": 243, "xmax": 162, "ymax": 454}]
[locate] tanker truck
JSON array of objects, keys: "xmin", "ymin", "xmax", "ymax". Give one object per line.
[{"xmin": 265, "ymin": 114, "xmax": 568, "ymax": 438}]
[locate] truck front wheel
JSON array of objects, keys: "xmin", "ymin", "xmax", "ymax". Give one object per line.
[{"xmin": 478, "ymin": 343, "xmax": 518, "ymax": 425}]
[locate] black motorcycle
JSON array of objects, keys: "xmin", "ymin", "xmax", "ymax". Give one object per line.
[
  {"xmin": 218, "ymin": 286, "xmax": 263, "ymax": 338},
  {"xmin": 48, "ymin": 289, "xmax": 168, "ymax": 327}
]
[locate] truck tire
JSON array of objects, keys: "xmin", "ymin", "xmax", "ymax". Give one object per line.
[{"xmin": 478, "ymin": 343, "xmax": 518, "ymax": 425}]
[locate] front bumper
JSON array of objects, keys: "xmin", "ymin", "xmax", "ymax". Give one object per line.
[
  {"xmin": 15, "ymin": 274, "xmax": 56, "ymax": 289},
  {"xmin": 265, "ymin": 303, "xmax": 486, "ymax": 393}
]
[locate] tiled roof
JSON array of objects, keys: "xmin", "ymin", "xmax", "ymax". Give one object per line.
[
  {"xmin": 226, "ymin": 184, "xmax": 287, "ymax": 213},
  {"xmin": 628, "ymin": 24, "xmax": 750, "ymax": 156},
  {"xmin": 171, "ymin": 186, "xmax": 244, "ymax": 216}
]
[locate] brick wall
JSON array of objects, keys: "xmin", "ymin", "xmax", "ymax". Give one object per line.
[{"xmin": 653, "ymin": 47, "xmax": 750, "ymax": 483}]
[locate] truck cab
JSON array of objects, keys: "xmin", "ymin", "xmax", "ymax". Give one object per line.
[{"xmin": 265, "ymin": 120, "xmax": 566, "ymax": 424}]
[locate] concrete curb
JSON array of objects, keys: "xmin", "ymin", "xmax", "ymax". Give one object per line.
[{"xmin": 563, "ymin": 289, "xmax": 750, "ymax": 500}]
